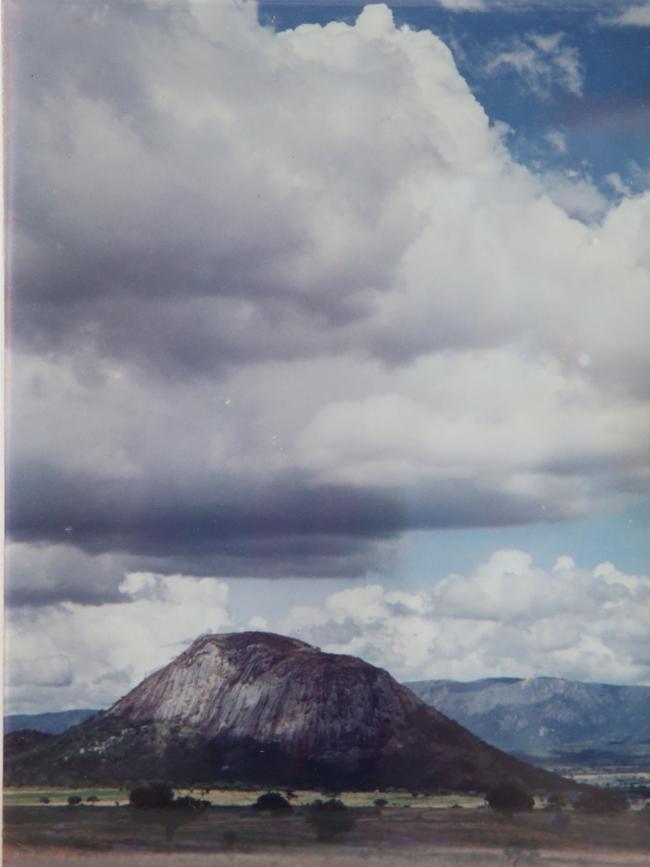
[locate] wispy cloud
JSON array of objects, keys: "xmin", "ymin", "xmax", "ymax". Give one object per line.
[
  {"xmin": 485, "ymin": 32, "xmax": 584, "ymax": 97},
  {"xmin": 599, "ymin": 3, "xmax": 650, "ymax": 26},
  {"xmin": 435, "ymin": 0, "xmax": 486, "ymax": 10}
]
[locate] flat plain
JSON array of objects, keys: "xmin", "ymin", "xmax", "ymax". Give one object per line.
[{"xmin": 4, "ymin": 794, "xmax": 650, "ymax": 867}]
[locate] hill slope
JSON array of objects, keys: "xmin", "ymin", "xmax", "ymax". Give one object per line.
[
  {"xmin": 6, "ymin": 631, "xmax": 571, "ymax": 792},
  {"xmin": 406, "ymin": 677, "xmax": 650, "ymax": 767}
]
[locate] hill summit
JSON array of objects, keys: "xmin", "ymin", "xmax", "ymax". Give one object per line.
[{"xmin": 7, "ymin": 631, "xmax": 570, "ymax": 792}]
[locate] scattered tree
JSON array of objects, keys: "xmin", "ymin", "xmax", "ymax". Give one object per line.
[
  {"xmin": 129, "ymin": 782, "xmax": 175, "ymax": 809},
  {"xmin": 306, "ymin": 799, "xmax": 356, "ymax": 842},
  {"xmin": 485, "ymin": 784, "xmax": 534, "ymax": 814},
  {"xmin": 252, "ymin": 791, "xmax": 293, "ymax": 814},
  {"xmin": 67, "ymin": 795, "xmax": 82, "ymax": 806},
  {"xmin": 374, "ymin": 797, "xmax": 388, "ymax": 810},
  {"xmin": 128, "ymin": 783, "xmax": 210, "ymax": 842},
  {"xmin": 545, "ymin": 792, "xmax": 566, "ymax": 811}
]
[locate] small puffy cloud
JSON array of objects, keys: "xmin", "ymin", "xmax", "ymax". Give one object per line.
[
  {"xmin": 599, "ymin": 4, "xmax": 650, "ymax": 27},
  {"xmin": 545, "ymin": 129, "xmax": 568, "ymax": 155},
  {"xmin": 604, "ymin": 172, "xmax": 632, "ymax": 196},
  {"xmin": 485, "ymin": 32, "xmax": 583, "ymax": 97},
  {"xmin": 280, "ymin": 551, "xmax": 650, "ymax": 685}
]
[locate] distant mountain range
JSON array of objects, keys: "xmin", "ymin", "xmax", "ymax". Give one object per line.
[
  {"xmin": 406, "ymin": 677, "xmax": 650, "ymax": 769},
  {"xmin": 4, "ymin": 708, "xmax": 99, "ymax": 735},
  {"xmin": 4, "ymin": 632, "xmax": 569, "ymax": 792}
]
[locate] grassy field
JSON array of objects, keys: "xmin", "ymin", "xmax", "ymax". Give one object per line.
[
  {"xmin": 3, "ymin": 800, "xmax": 650, "ymax": 862},
  {"xmin": 3, "ymin": 788, "xmax": 485, "ymax": 809}
]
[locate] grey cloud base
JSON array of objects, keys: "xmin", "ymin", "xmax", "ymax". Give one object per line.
[{"xmin": 8, "ymin": 460, "xmax": 554, "ymax": 605}]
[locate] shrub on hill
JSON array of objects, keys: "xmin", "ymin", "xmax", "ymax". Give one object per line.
[{"xmin": 485, "ymin": 784, "xmax": 534, "ymax": 814}]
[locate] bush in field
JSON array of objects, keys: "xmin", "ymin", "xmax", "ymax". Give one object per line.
[
  {"xmin": 252, "ymin": 791, "xmax": 293, "ymax": 813},
  {"xmin": 129, "ymin": 782, "xmax": 175, "ymax": 809},
  {"xmin": 306, "ymin": 799, "xmax": 356, "ymax": 842},
  {"xmin": 67, "ymin": 795, "xmax": 82, "ymax": 806},
  {"xmin": 544, "ymin": 792, "xmax": 566, "ymax": 811},
  {"xmin": 574, "ymin": 788, "xmax": 628, "ymax": 814},
  {"xmin": 374, "ymin": 797, "xmax": 388, "ymax": 809},
  {"xmin": 39, "ymin": 797, "xmax": 50, "ymax": 804},
  {"xmin": 221, "ymin": 829, "xmax": 239, "ymax": 850},
  {"xmin": 128, "ymin": 783, "xmax": 209, "ymax": 842},
  {"xmin": 486, "ymin": 784, "xmax": 534, "ymax": 814}
]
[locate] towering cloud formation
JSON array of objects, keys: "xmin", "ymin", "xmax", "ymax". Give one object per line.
[{"xmin": 6, "ymin": 1, "xmax": 650, "ymax": 602}]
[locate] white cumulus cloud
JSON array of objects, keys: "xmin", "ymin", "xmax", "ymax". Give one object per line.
[
  {"xmin": 280, "ymin": 550, "xmax": 650, "ymax": 686},
  {"xmin": 6, "ymin": 573, "xmax": 233, "ymax": 713}
]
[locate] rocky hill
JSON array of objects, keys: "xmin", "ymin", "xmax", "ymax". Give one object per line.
[
  {"xmin": 406, "ymin": 677, "xmax": 650, "ymax": 768},
  {"xmin": 6, "ymin": 631, "xmax": 571, "ymax": 792}
]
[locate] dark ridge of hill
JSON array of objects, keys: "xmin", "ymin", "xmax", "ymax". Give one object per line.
[
  {"xmin": 4, "ymin": 729, "xmax": 53, "ymax": 757},
  {"xmin": 6, "ymin": 631, "xmax": 573, "ymax": 793},
  {"xmin": 406, "ymin": 676, "xmax": 650, "ymax": 768},
  {"xmin": 4, "ymin": 729, "xmax": 54, "ymax": 779}
]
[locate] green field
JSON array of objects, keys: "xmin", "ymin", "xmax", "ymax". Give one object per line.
[{"xmin": 3, "ymin": 787, "xmax": 485, "ymax": 809}]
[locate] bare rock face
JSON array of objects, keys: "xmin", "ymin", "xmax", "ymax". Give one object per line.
[{"xmin": 7, "ymin": 631, "xmax": 571, "ymax": 792}]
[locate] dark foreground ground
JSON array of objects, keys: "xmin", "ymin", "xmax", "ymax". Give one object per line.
[
  {"xmin": 5, "ymin": 848, "xmax": 650, "ymax": 867},
  {"xmin": 4, "ymin": 805, "xmax": 650, "ymax": 866}
]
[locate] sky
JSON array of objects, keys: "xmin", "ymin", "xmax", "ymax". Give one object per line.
[{"xmin": 4, "ymin": 0, "xmax": 650, "ymax": 714}]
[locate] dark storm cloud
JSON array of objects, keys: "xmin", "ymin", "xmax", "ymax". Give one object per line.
[
  {"xmin": 9, "ymin": 460, "xmax": 555, "ymax": 547},
  {"xmin": 6, "ymin": 452, "xmax": 557, "ymax": 605}
]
